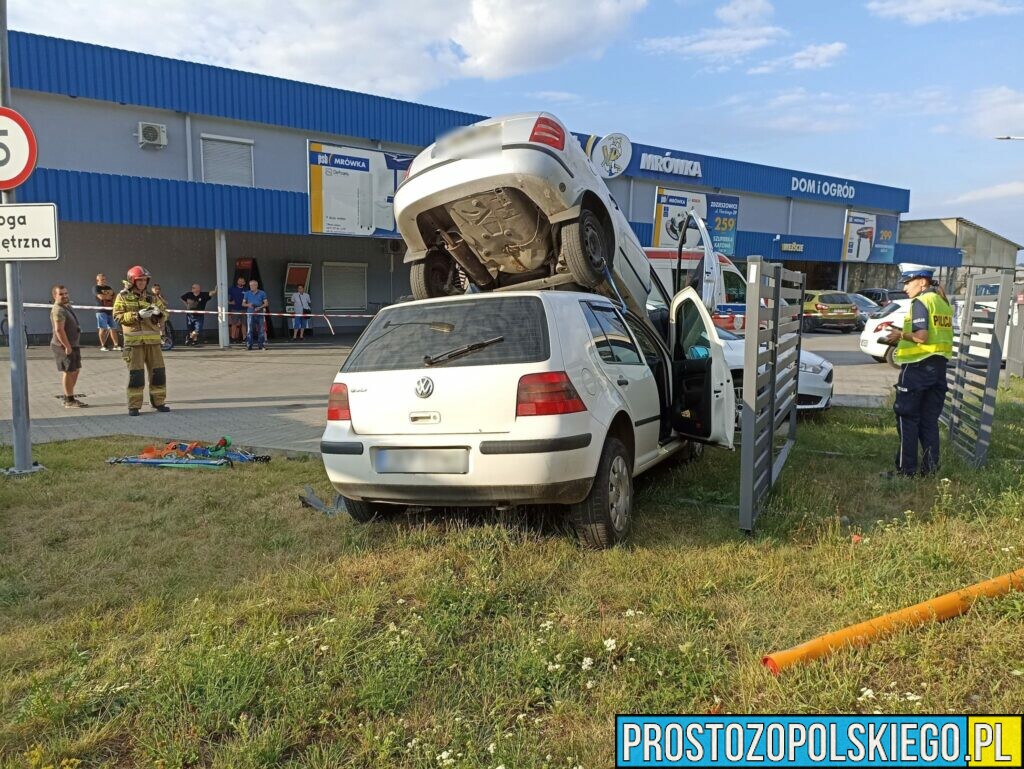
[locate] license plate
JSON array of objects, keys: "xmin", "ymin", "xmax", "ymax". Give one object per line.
[
  {"xmin": 432, "ymin": 124, "xmax": 501, "ymax": 159},
  {"xmin": 372, "ymin": 447, "xmax": 469, "ymax": 474}
]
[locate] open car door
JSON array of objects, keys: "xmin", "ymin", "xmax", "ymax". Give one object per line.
[{"xmin": 668, "ymin": 286, "xmax": 735, "ymax": 449}]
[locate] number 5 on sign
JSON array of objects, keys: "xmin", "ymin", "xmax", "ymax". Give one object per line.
[{"xmin": 0, "ymin": 107, "xmax": 38, "ymax": 191}]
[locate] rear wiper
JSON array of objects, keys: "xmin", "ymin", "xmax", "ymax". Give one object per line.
[{"xmin": 424, "ymin": 336, "xmax": 504, "ymax": 367}]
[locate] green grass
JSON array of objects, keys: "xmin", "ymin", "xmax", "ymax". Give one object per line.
[{"xmin": 2, "ymin": 385, "xmax": 1024, "ymax": 768}]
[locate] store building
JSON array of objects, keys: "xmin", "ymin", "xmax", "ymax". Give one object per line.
[{"xmin": 5, "ymin": 31, "xmax": 965, "ymax": 342}]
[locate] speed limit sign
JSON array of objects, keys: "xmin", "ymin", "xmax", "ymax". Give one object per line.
[{"xmin": 0, "ymin": 107, "xmax": 38, "ymax": 191}]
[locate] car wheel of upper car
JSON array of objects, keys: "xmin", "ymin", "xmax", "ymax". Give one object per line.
[
  {"xmin": 872, "ymin": 355, "xmax": 887, "ymax": 363},
  {"xmin": 802, "ymin": 317, "xmax": 815, "ymax": 333},
  {"xmin": 884, "ymin": 345, "xmax": 898, "ymax": 368},
  {"xmin": 569, "ymin": 435, "xmax": 632, "ymax": 549},
  {"xmin": 341, "ymin": 496, "xmax": 400, "ymax": 524},
  {"xmin": 410, "ymin": 249, "xmax": 465, "ymax": 300},
  {"xmin": 560, "ymin": 208, "xmax": 609, "ymax": 288},
  {"xmin": 841, "ymin": 326, "xmax": 854, "ymax": 334}
]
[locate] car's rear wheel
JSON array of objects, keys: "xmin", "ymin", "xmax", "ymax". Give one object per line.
[
  {"xmin": 871, "ymin": 355, "xmax": 887, "ymax": 363},
  {"xmin": 884, "ymin": 345, "xmax": 898, "ymax": 368},
  {"xmin": 569, "ymin": 436, "xmax": 632, "ymax": 549},
  {"xmin": 802, "ymin": 317, "xmax": 815, "ymax": 333},
  {"xmin": 841, "ymin": 326, "xmax": 853, "ymax": 334},
  {"xmin": 341, "ymin": 496, "xmax": 401, "ymax": 523},
  {"xmin": 560, "ymin": 208, "xmax": 609, "ymax": 288},
  {"xmin": 410, "ymin": 249, "xmax": 465, "ymax": 300}
]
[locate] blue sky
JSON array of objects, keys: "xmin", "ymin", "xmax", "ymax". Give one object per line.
[{"xmin": 13, "ymin": 0, "xmax": 1024, "ymax": 252}]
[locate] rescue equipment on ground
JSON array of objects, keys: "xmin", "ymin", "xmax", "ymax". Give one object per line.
[{"xmin": 107, "ymin": 436, "xmax": 271, "ymax": 468}]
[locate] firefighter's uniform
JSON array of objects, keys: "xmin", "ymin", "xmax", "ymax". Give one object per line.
[
  {"xmin": 113, "ymin": 285, "xmax": 168, "ymax": 411},
  {"xmin": 892, "ymin": 274, "xmax": 954, "ymax": 476}
]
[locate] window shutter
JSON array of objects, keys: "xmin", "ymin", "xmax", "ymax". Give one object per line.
[
  {"xmin": 201, "ymin": 137, "xmax": 254, "ymax": 187},
  {"xmin": 322, "ymin": 262, "xmax": 367, "ymax": 311}
]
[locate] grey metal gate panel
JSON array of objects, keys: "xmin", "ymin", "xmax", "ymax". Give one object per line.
[
  {"xmin": 1006, "ymin": 282, "xmax": 1024, "ymax": 380},
  {"xmin": 941, "ymin": 272, "xmax": 1012, "ymax": 468},
  {"xmin": 739, "ymin": 257, "xmax": 805, "ymax": 532}
]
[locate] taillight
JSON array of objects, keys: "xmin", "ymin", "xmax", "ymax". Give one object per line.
[
  {"xmin": 529, "ymin": 117, "xmax": 565, "ymax": 151},
  {"xmin": 327, "ymin": 382, "xmax": 350, "ymax": 421},
  {"xmin": 873, "ymin": 321, "xmax": 893, "ymax": 333},
  {"xmin": 516, "ymin": 372, "xmax": 586, "ymax": 416},
  {"xmin": 815, "ymin": 303, "xmax": 828, "ymax": 312}
]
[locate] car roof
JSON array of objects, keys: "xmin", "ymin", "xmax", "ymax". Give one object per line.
[{"xmin": 387, "ymin": 290, "xmax": 610, "ymax": 311}]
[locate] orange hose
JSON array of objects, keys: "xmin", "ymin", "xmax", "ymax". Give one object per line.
[{"xmin": 763, "ymin": 567, "xmax": 1024, "ymax": 675}]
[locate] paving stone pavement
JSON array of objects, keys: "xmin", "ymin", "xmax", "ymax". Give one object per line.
[
  {"xmin": 1, "ymin": 332, "xmax": 893, "ymax": 455},
  {"xmin": 0, "ymin": 340, "xmax": 353, "ymax": 454}
]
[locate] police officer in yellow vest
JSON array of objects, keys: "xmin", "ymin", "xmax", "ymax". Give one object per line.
[
  {"xmin": 113, "ymin": 265, "xmax": 171, "ymax": 416},
  {"xmin": 882, "ymin": 264, "xmax": 954, "ymax": 477}
]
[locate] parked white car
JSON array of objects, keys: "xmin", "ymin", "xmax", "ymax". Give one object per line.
[
  {"xmin": 393, "ymin": 112, "xmax": 652, "ymax": 319},
  {"xmin": 321, "ymin": 286, "xmax": 736, "ymax": 548},
  {"xmin": 859, "ymin": 298, "xmax": 910, "ymax": 366},
  {"xmin": 717, "ymin": 327, "xmax": 834, "ymax": 411}
]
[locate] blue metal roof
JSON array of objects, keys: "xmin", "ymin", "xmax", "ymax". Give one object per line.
[
  {"xmin": 10, "ymin": 31, "xmax": 486, "ymax": 149},
  {"xmin": 893, "ymin": 242, "xmax": 962, "ymax": 268},
  {"xmin": 21, "ymin": 168, "xmax": 309, "ymax": 234}
]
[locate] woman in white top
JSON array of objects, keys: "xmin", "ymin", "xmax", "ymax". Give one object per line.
[{"xmin": 290, "ymin": 285, "xmax": 312, "ymax": 340}]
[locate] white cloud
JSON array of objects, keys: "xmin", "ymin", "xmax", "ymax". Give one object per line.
[
  {"xmin": 966, "ymin": 86, "xmax": 1024, "ymax": 138},
  {"xmin": 866, "ymin": 0, "xmax": 1021, "ymax": 25},
  {"xmin": 527, "ymin": 90, "xmax": 582, "ymax": 104},
  {"xmin": 720, "ymin": 88, "xmax": 857, "ymax": 134},
  {"xmin": 748, "ymin": 42, "xmax": 846, "ymax": 74},
  {"xmin": 9, "ymin": 0, "xmax": 647, "ymax": 99},
  {"xmin": 949, "ymin": 181, "xmax": 1024, "ymax": 204},
  {"xmin": 455, "ymin": 0, "xmax": 647, "ymax": 79},
  {"xmin": 641, "ymin": 0, "xmax": 785, "ymax": 66},
  {"xmin": 715, "ymin": 0, "xmax": 774, "ymax": 25}
]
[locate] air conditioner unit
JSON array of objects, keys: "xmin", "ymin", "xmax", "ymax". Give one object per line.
[
  {"xmin": 384, "ymin": 239, "xmax": 405, "ymax": 255},
  {"xmin": 138, "ymin": 122, "xmax": 168, "ymax": 149}
]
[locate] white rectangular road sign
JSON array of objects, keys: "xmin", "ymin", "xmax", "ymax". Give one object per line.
[{"xmin": 0, "ymin": 202, "xmax": 59, "ymax": 261}]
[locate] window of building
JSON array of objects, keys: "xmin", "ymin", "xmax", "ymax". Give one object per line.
[
  {"xmin": 322, "ymin": 262, "xmax": 367, "ymax": 312},
  {"xmin": 201, "ymin": 134, "xmax": 254, "ymax": 187}
]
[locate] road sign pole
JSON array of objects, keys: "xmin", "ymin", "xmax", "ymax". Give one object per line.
[{"xmin": 1, "ymin": 0, "xmax": 37, "ymax": 474}]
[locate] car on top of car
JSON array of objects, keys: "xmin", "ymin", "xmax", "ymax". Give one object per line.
[{"xmin": 393, "ymin": 112, "xmax": 652, "ymax": 322}]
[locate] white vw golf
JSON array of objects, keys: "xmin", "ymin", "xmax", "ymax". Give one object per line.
[{"xmin": 320, "ymin": 287, "xmax": 736, "ymax": 548}]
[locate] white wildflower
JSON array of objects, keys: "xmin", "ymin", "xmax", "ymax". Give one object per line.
[
  {"xmin": 904, "ymin": 693, "xmax": 922, "ymax": 702},
  {"xmin": 581, "ymin": 657, "xmax": 594, "ymax": 671},
  {"xmin": 540, "ymin": 620, "xmax": 554, "ymax": 631},
  {"xmin": 857, "ymin": 688, "xmax": 876, "ymax": 701},
  {"xmin": 625, "ymin": 609, "xmax": 636, "ymax": 618},
  {"xmin": 604, "ymin": 638, "xmax": 617, "ymax": 652},
  {"xmin": 585, "ymin": 680, "xmax": 595, "ymax": 689},
  {"xmin": 319, "ymin": 645, "xmax": 329, "ymax": 651},
  {"xmin": 396, "ymin": 598, "xmax": 406, "ymax": 604},
  {"xmin": 488, "ymin": 743, "xmax": 496, "ymax": 754}
]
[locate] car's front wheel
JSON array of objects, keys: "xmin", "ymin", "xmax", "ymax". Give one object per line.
[
  {"xmin": 841, "ymin": 326, "xmax": 854, "ymax": 334},
  {"xmin": 560, "ymin": 208, "xmax": 609, "ymax": 288},
  {"xmin": 410, "ymin": 249, "xmax": 465, "ymax": 300},
  {"xmin": 341, "ymin": 496, "xmax": 401, "ymax": 523},
  {"xmin": 569, "ymin": 436, "xmax": 633, "ymax": 549}
]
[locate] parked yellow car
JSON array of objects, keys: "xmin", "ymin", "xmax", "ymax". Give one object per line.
[{"xmin": 802, "ymin": 290, "xmax": 858, "ymax": 333}]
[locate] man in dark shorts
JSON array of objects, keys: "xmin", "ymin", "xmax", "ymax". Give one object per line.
[
  {"xmin": 50, "ymin": 284, "xmax": 87, "ymax": 408},
  {"xmin": 180, "ymin": 283, "xmax": 217, "ymax": 346},
  {"xmin": 94, "ymin": 273, "xmax": 122, "ymax": 351}
]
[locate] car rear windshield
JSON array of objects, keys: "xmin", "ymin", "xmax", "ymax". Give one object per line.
[
  {"xmin": 820, "ymin": 293, "xmax": 853, "ymax": 304},
  {"xmin": 342, "ymin": 296, "xmax": 550, "ymax": 373},
  {"xmin": 887, "ymin": 290, "xmax": 909, "ymax": 301}
]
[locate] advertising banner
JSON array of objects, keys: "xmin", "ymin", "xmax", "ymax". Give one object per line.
[
  {"xmin": 652, "ymin": 186, "xmax": 739, "ymax": 257},
  {"xmin": 842, "ymin": 210, "xmax": 898, "ymax": 263},
  {"xmin": 308, "ymin": 142, "xmax": 413, "ymax": 237}
]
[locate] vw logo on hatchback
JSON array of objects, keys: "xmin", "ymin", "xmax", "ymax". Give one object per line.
[{"xmin": 415, "ymin": 377, "xmax": 434, "ymax": 398}]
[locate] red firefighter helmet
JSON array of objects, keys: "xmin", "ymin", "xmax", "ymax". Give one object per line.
[{"xmin": 126, "ymin": 265, "xmax": 151, "ymax": 281}]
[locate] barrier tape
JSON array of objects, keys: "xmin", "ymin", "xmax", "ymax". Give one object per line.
[{"xmin": 0, "ymin": 301, "xmax": 375, "ymax": 337}]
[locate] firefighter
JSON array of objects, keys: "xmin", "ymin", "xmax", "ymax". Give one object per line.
[
  {"xmin": 882, "ymin": 264, "xmax": 954, "ymax": 477},
  {"xmin": 113, "ymin": 265, "xmax": 171, "ymax": 416}
]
